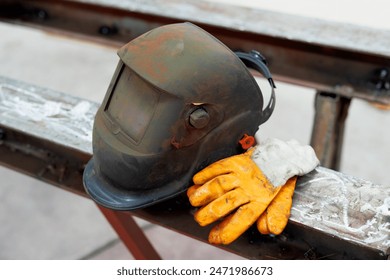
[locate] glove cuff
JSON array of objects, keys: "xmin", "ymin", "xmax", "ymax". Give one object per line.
[{"xmin": 250, "ymin": 138, "xmax": 319, "ymax": 187}]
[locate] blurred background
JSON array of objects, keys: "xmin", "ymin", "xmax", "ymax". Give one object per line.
[{"xmin": 0, "ymin": 0, "xmax": 389, "ymax": 259}]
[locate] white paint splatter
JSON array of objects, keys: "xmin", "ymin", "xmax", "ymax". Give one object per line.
[
  {"xmin": 0, "ymin": 82, "xmax": 98, "ymax": 153},
  {"xmin": 377, "ymin": 197, "xmax": 390, "ymax": 216},
  {"xmin": 291, "ymin": 167, "xmax": 390, "ymax": 250}
]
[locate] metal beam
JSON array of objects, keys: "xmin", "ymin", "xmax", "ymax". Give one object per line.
[
  {"xmin": 0, "ymin": 0, "xmax": 389, "ymax": 104},
  {"xmin": 1, "ymin": 76, "xmax": 389, "ymax": 259},
  {"xmin": 98, "ymin": 206, "xmax": 161, "ymax": 260},
  {"xmin": 310, "ymin": 91, "xmax": 352, "ymax": 170}
]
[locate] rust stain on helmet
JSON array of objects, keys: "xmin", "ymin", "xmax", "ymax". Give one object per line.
[{"xmin": 117, "ymin": 23, "xmax": 248, "ymax": 101}]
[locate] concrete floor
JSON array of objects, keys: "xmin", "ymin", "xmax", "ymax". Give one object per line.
[{"xmin": 0, "ymin": 2, "xmax": 389, "ymax": 259}]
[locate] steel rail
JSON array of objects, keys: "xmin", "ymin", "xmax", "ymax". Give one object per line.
[
  {"xmin": 1, "ymin": 76, "xmax": 389, "ymax": 259},
  {"xmin": 0, "ymin": 0, "xmax": 389, "ymax": 105}
]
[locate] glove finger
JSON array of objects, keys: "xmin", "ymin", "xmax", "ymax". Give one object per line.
[
  {"xmin": 257, "ymin": 212, "xmax": 270, "ymax": 235},
  {"xmin": 193, "ymin": 188, "xmax": 249, "ymax": 226},
  {"xmin": 193, "ymin": 153, "xmax": 250, "ymax": 185},
  {"xmin": 208, "ymin": 201, "xmax": 265, "ymax": 244},
  {"xmin": 265, "ymin": 176, "xmax": 297, "ymax": 235},
  {"xmin": 187, "ymin": 184, "xmax": 201, "ymax": 200},
  {"xmin": 187, "ymin": 174, "xmax": 239, "ymax": 207}
]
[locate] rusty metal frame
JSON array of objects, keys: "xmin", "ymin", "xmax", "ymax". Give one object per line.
[
  {"xmin": 310, "ymin": 92, "xmax": 352, "ymax": 170},
  {"xmin": 98, "ymin": 206, "xmax": 161, "ymax": 259},
  {"xmin": 0, "ymin": 0, "xmax": 389, "ymax": 104},
  {"xmin": 1, "ymin": 0, "xmax": 390, "ymax": 259},
  {"xmin": 1, "ymin": 76, "xmax": 389, "ymax": 259}
]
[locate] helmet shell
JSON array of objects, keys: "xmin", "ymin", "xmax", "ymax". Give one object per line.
[{"xmin": 83, "ymin": 22, "xmax": 268, "ymax": 210}]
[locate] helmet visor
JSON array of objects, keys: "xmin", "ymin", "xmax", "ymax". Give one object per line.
[{"xmin": 104, "ymin": 65, "xmax": 160, "ymax": 144}]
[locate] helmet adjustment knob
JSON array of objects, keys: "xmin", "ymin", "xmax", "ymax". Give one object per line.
[{"xmin": 189, "ymin": 108, "xmax": 210, "ymax": 129}]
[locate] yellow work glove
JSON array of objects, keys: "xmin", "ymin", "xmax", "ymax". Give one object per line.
[
  {"xmin": 187, "ymin": 149, "xmax": 296, "ymax": 245},
  {"xmin": 187, "ymin": 138, "xmax": 319, "ymax": 245},
  {"xmin": 257, "ymin": 176, "xmax": 297, "ymax": 235}
]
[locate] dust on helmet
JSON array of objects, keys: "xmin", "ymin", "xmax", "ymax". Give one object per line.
[{"xmin": 83, "ymin": 22, "xmax": 276, "ymax": 210}]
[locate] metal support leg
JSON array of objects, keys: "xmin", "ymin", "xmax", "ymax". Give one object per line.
[
  {"xmin": 310, "ymin": 91, "xmax": 351, "ymax": 170},
  {"xmin": 98, "ymin": 205, "xmax": 161, "ymax": 260}
]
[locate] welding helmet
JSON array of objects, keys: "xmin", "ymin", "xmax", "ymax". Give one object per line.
[{"xmin": 83, "ymin": 22, "xmax": 276, "ymax": 210}]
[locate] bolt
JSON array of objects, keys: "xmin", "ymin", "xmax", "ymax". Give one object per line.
[
  {"xmin": 189, "ymin": 108, "xmax": 210, "ymax": 129},
  {"xmin": 373, "ymin": 68, "xmax": 390, "ymax": 90},
  {"xmin": 98, "ymin": 25, "xmax": 118, "ymax": 36},
  {"xmin": 33, "ymin": 9, "xmax": 49, "ymax": 20},
  {"xmin": 379, "ymin": 68, "xmax": 389, "ymax": 79}
]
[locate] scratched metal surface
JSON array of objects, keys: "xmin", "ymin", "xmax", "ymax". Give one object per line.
[
  {"xmin": 294, "ymin": 167, "xmax": 390, "ymax": 253},
  {"xmin": 0, "ymin": 75, "xmax": 389, "ymax": 256},
  {"xmin": 75, "ymin": 0, "xmax": 390, "ymax": 56},
  {"xmin": 0, "ymin": 76, "xmax": 98, "ymax": 154}
]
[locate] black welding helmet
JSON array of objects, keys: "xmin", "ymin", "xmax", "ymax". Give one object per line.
[{"xmin": 83, "ymin": 22, "xmax": 276, "ymax": 210}]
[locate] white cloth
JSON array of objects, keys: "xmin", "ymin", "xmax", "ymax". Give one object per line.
[{"xmin": 251, "ymin": 138, "xmax": 320, "ymax": 187}]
